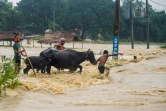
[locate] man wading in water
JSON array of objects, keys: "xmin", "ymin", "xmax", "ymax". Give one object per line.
[
  {"xmin": 13, "ymin": 32, "xmax": 26, "ymax": 73},
  {"xmin": 96, "ymin": 50, "xmax": 123, "ymax": 75}
]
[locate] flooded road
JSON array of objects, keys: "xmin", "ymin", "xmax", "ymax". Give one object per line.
[
  {"xmin": 112, "ymin": 73, "xmax": 166, "ymax": 88},
  {"xmin": 0, "ymin": 42, "xmax": 166, "ymax": 111}
]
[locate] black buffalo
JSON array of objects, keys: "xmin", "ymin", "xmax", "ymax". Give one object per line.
[
  {"xmin": 23, "ymin": 56, "xmax": 52, "ymax": 74},
  {"xmin": 40, "ymin": 49, "xmax": 96, "ymax": 73}
]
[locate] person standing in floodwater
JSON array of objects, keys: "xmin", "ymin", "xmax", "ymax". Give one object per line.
[
  {"xmin": 54, "ymin": 38, "xmax": 66, "ymax": 50},
  {"xmin": 95, "ymin": 50, "xmax": 123, "ymax": 74},
  {"xmin": 13, "ymin": 32, "xmax": 26, "ymax": 73}
]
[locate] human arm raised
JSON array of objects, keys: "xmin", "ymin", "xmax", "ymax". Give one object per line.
[{"xmin": 108, "ymin": 53, "xmax": 123, "ymax": 57}]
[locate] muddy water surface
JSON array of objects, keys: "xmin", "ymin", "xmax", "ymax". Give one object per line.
[{"xmin": 0, "ymin": 42, "xmax": 166, "ymax": 111}]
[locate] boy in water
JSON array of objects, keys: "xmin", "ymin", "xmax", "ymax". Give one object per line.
[
  {"xmin": 13, "ymin": 32, "xmax": 26, "ymax": 73},
  {"xmin": 96, "ymin": 50, "xmax": 123, "ymax": 74}
]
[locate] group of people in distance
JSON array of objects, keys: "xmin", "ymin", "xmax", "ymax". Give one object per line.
[{"xmin": 12, "ymin": 33, "xmax": 123, "ymax": 75}]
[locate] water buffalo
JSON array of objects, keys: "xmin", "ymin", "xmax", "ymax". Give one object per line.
[
  {"xmin": 23, "ymin": 56, "xmax": 52, "ymax": 74},
  {"xmin": 40, "ymin": 49, "xmax": 96, "ymax": 74}
]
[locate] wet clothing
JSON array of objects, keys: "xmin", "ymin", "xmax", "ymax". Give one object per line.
[
  {"xmin": 98, "ymin": 66, "xmax": 105, "ymax": 74},
  {"xmin": 13, "ymin": 43, "xmax": 21, "ymax": 64}
]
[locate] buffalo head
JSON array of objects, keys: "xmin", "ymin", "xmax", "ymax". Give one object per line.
[{"xmin": 86, "ymin": 49, "xmax": 96, "ymax": 65}]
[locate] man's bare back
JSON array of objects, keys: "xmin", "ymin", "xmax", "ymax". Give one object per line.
[
  {"xmin": 98, "ymin": 54, "xmax": 109, "ymax": 66},
  {"xmin": 96, "ymin": 50, "xmax": 123, "ymax": 74}
]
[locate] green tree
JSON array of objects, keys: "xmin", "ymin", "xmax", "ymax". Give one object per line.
[
  {"xmin": 1, "ymin": 0, "xmax": 165, "ymax": 42},
  {"xmin": 121, "ymin": 0, "xmax": 166, "ymax": 42},
  {"xmin": 150, "ymin": 11, "xmax": 166, "ymax": 42},
  {"xmin": 0, "ymin": 1, "xmax": 22, "ymax": 31},
  {"xmin": 56, "ymin": 0, "xmax": 115, "ymax": 40}
]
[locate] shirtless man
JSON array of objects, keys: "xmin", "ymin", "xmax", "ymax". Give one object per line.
[
  {"xmin": 54, "ymin": 38, "xmax": 66, "ymax": 50},
  {"xmin": 96, "ymin": 50, "xmax": 123, "ymax": 74}
]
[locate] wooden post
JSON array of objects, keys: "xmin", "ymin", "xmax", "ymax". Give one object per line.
[
  {"xmin": 130, "ymin": 0, "xmax": 134, "ymax": 49},
  {"xmin": 33, "ymin": 37, "xmax": 34, "ymax": 47},
  {"xmin": 10, "ymin": 40, "xmax": 12, "ymax": 47},
  {"xmin": 113, "ymin": 0, "xmax": 120, "ymax": 37},
  {"xmin": 73, "ymin": 39, "xmax": 74, "ymax": 49},
  {"xmin": 112, "ymin": 0, "xmax": 120, "ymax": 59},
  {"xmin": 146, "ymin": 0, "xmax": 149, "ymax": 49},
  {"xmin": 82, "ymin": 40, "xmax": 83, "ymax": 49}
]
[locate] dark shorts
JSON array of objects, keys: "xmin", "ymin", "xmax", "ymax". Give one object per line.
[
  {"xmin": 14, "ymin": 57, "xmax": 21, "ymax": 65},
  {"xmin": 98, "ymin": 66, "xmax": 105, "ymax": 74}
]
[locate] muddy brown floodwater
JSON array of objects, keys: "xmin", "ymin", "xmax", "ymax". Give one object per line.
[{"xmin": 0, "ymin": 41, "xmax": 166, "ymax": 111}]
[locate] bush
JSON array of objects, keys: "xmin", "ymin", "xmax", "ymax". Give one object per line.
[
  {"xmin": 160, "ymin": 45, "xmax": 166, "ymax": 49},
  {"xmin": 0, "ymin": 57, "xmax": 21, "ymax": 96}
]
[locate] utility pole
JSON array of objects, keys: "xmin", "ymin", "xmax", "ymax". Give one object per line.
[
  {"xmin": 130, "ymin": 0, "xmax": 134, "ymax": 49},
  {"xmin": 112, "ymin": 0, "xmax": 120, "ymax": 59},
  {"xmin": 146, "ymin": 0, "xmax": 149, "ymax": 49}
]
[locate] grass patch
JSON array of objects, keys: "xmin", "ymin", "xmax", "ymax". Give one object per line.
[
  {"xmin": 107, "ymin": 62, "xmax": 123, "ymax": 68},
  {"xmin": 33, "ymin": 36, "xmax": 44, "ymax": 40}
]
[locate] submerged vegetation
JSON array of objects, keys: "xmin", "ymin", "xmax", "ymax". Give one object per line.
[{"xmin": 0, "ymin": 56, "xmax": 21, "ymax": 96}]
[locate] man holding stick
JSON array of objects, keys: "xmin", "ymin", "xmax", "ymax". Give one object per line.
[{"xmin": 13, "ymin": 32, "xmax": 26, "ymax": 73}]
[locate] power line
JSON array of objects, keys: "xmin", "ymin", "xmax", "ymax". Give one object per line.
[{"xmin": 149, "ymin": 0, "xmax": 166, "ymax": 8}]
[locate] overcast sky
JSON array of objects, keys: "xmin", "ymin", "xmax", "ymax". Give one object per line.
[
  {"xmin": 148, "ymin": 0, "xmax": 166, "ymax": 11},
  {"xmin": 8, "ymin": 0, "xmax": 166, "ymax": 11}
]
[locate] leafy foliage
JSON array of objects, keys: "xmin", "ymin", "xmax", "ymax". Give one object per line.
[
  {"xmin": 160, "ymin": 45, "xmax": 166, "ymax": 49},
  {"xmin": 0, "ymin": 0, "xmax": 166, "ymax": 42},
  {"xmin": 0, "ymin": 56, "xmax": 20, "ymax": 96}
]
